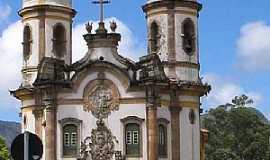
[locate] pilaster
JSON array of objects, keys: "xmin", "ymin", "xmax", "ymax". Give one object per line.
[
  {"xmin": 169, "ymin": 88, "xmax": 181, "ymax": 160},
  {"xmin": 43, "ymin": 90, "xmax": 56, "ymax": 160},
  {"xmin": 38, "ymin": 9, "xmax": 46, "ymax": 61},
  {"xmin": 33, "ymin": 108, "xmax": 44, "ymax": 138},
  {"xmin": 200, "ymin": 129, "xmax": 209, "ymax": 160},
  {"xmin": 146, "ymin": 86, "xmax": 160, "ymax": 160}
]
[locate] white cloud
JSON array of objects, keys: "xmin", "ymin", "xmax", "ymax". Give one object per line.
[
  {"xmin": 0, "ymin": 21, "xmax": 22, "ymax": 92},
  {"xmin": 236, "ymin": 21, "xmax": 270, "ymax": 71},
  {"xmin": 0, "ymin": 21, "xmax": 22, "ymax": 111},
  {"xmin": 202, "ymin": 73, "xmax": 262, "ymax": 109},
  {"xmin": 72, "ymin": 17, "xmax": 146, "ymax": 62},
  {"xmin": 0, "ymin": 4, "xmax": 11, "ymax": 22}
]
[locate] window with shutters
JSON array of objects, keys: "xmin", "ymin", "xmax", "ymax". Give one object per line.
[
  {"xmin": 63, "ymin": 124, "xmax": 77, "ymax": 156},
  {"xmin": 59, "ymin": 118, "xmax": 82, "ymax": 158},
  {"xmin": 23, "ymin": 25, "xmax": 32, "ymax": 61},
  {"xmin": 133, "ymin": 131, "xmax": 139, "ymax": 144},
  {"xmin": 121, "ymin": 116, "xmax": 144, "ymax": 158},
  {"xmin": 71, "ymin": 133, "xmax": 77, "ymax": 146},
  {"xmin": 125, "ymin": 123, "xmax": 140, "ymax": 157},
  {"xmin": 126, "ymin": 131, "xmax": 132, "ymax": 144},
  {"xmin": 52, "ymin": 23, "xmax": 66, "ymax": 58}
]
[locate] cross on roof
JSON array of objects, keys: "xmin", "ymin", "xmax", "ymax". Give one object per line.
[{"xmin": 92, "ymin": 0, "xmax": 110, "ymax": 23}]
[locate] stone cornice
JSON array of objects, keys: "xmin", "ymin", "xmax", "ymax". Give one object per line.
[
  {"xmin": 83, "ymin": 33, "xmax": 121, "ymax": 48},
  {"xmin": 178, "ymin": 81, "xmax": 211, "ymax": 96},
  {"xmin": 10, "ymin": 87, "xmax": 34, "ymax": 100},
  {"xmin": 162, "ymin": 61, "xmax": 200, "ymax": 69},
  {"xmin": 19, "ymin": 4, "xmax": 76, "ymax": 18},
  {"xmin": 142, "ymin": 0, "xmax": 202, "ymax": 13},
  {"xmin": 58, "ymin": 117, "xmax": 82, "ymax": 126},
  {"xmin": 120, "ymin": 116, "xmax": 145, "ymax": 124}
]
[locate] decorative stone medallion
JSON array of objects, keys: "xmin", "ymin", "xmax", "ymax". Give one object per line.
[{"xmin": 83, "ymin": 74, "xmax": 120, "ymax": 120}]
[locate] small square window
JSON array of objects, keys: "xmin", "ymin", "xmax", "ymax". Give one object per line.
[
  {"xmin": 71, "ymin": 133, "xmax": 77, "ymax": 146},
  {"xmin": 126, "ymin": 131, "xmax": 132, "ymax": 144},
  {"xmin": 64, "ymin": 133, "xmax": 70, "ymax": 147},
  {"xmin": 133, "ymin": 131, "xmax": 139, "ymax": 144}
]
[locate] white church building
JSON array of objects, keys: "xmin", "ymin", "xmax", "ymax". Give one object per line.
[{"xmin": 12, "ymin": 0, "xmax": 210, "ymax": 160}]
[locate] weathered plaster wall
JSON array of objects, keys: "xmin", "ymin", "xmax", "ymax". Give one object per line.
[
  {"xmin": 180, "ymin": 107, "xmax": 200, "ymax": 160},
  {"xmin": 147, "ymin": 14, "xmax": 169, "ymax": 62},
  {"xmin": 56, "ymin": 104, "xmax": 147, "ymax": 160}
]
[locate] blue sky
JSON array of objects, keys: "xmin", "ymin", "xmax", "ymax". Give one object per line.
[{"xmin": 0, "ymin": 0, "xmax": 269, "ymax": 122}]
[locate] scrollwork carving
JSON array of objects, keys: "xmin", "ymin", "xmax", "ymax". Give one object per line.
[
  {"xmin": 80, "ymin": 120, "xmax": 118, "ymax": 160},
  {"xmin": 83, "ymin": 78, "xmax": 120, "ymax": 120}
]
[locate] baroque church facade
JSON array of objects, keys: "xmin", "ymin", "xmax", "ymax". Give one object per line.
[{"xmin": 12, "ymin": 0, "xmax": 210, "ymax": 160}]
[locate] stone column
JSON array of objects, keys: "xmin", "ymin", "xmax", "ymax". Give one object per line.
[
  {"xmin": 44, "ymin": 93, "xmax": 56, "ymax": 160},
  {"xmin": 33, "ymin": 108, "xmax": 44, "ymax": 138},
  {"xmin": 147, "ymin": 106, "xmax": 158, "ymax": 160},
  {"xmin": 146, "ymin": 86, "xmax": 158, "ymax": 160},
  {"xmin": 170, "ymin": 89, "xmax": 181, "ymax": 160},
  {"xmin": 38, "ymin": 10, "xmax": 46, "ymax": 61},
  {"xmin": 200, "ymin": 129, "xmax": 209, "ymax": 160},
  {"xmin": 170, "ymin": 107, "xmax": 181, "ymax": 160}
]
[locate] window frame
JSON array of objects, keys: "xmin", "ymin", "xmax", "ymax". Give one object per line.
[
  {"xmin": 181, "ymin": 18, "xmax": 196, "ymax": 55},
  {"xmin": 158, "ymin": 118, "xmax": 169, "ymax": 158},
  {"xmin": 52, "ymin": 23, "xmax": 67, "ymax": 58},
  {"xmin": 149, "ymin": 21, "xmax": 160, "ymax": 53},
  {"xmin": 121, "ymin": 116, "xmax": 145, "ymax": 158},
  {"xmin": 59, "ymin": 118, "xmax": 82, "ymax": 158},
  {"xmin": 132, "ymin": 131, "xmax": 139, "ymax": 145},
  {"xmin": 64, "ymin": 132, "xmax": 70, "ymax": 147},
  {"xmin": 22, "ymin": 25, "xmax": 32, "ymax": 61}
]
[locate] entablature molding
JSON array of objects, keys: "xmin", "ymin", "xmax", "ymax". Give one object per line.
[
  {"xmin": 162, "ymin": 61, "xmax": 200, "ymax": 69},
  {"xmin": 58, "ymin": 117, "xmax": 82, "ymax": 127},
  {"xmin": 143, "ymin": 0, "xmax": 202, "ymax": 13},
  {"xmin": 19, "ymin": 5, "xmax": 76, "ymax": 18},
  {"xmin": 120, "ymin": 116, "xmax": 145, "ymax": 125},
  {"xmin": 10, "ymin": 87, "xmax": 34, "ymax": 100}
]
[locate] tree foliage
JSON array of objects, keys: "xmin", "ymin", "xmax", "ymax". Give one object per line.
[
  {"xmin": 202, "ymin": 95, "xmax": 270, "ymax": 160},
  {"xmin": 0, "ymin": 136, "xmax": 9, "ymax": 160}
]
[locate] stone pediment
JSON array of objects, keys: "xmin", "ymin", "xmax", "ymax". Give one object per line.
[{"xmin": 69, "ymin": 61, "xmax": 135, "ymax": 92}]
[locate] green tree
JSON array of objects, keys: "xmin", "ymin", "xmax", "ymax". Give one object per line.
[
  {"xmin": 0, "ymin": 136, "xmax": 9, "ymax": 160},
  {"xmin": 202, "ymin": 95, "xmax": 270, "ymax": 160}
]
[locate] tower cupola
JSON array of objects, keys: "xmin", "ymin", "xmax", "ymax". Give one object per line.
[
  {"xmin": 23, "ymin": 0, "xmax": 72, "ymax": 8},
  {"xmin": 19, "ymin": 0, "xmax": 76, "ymax": 87},
  {"xmin": 143, "ymin": 0, "xmax": 202, "ymax": 82}
]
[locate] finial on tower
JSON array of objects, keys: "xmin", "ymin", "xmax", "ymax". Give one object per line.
[
  {"xmin": 92, "ymin": 0, "xmax": 110, "ymax": 34},
  {"xmin": 110, "ymin": 21, "xmax": 117, "ymax": 32}
]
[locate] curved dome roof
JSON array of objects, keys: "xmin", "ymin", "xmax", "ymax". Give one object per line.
[
  {"xmin": 147, "ymin": 0, "xmax": 197, "ymax": 4},
  {"xmin": 23, "ymin": 0, "xmax": 72, "ymax": 8}
]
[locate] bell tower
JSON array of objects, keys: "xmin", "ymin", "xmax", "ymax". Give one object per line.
[
  {"xmin": 143, "ymin": 0, "xmax": 202, "ymax": 82},
  {"xmin": 19, "ymin": 0, "xmax": 76, "ymax": 87},
  {"xmin": 143, "ymin": 1, "xmax": 206, "ymax": 160}
]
